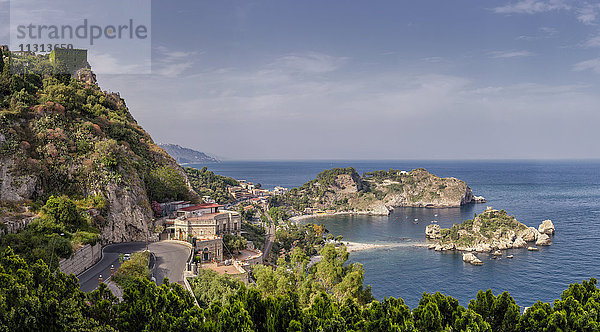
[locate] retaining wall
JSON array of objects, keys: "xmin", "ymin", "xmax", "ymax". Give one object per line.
[{"xmin": 59, "ymin": 243, "xmax": 101, "ymax": 275}]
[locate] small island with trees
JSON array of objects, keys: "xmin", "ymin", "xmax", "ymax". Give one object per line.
[{"xmin": 426, "ymin": 207, "xmax": 556, "ymax": 265}]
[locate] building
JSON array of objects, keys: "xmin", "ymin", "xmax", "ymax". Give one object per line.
[
  {"xmin": 49, "ymin": 48, "xmax": 89, "ymax": 74},
  {"xmin": 273, "ymin": 186, "xmax": 289, "ymax": 195},
  {"xmin": 158, "ymin": 200, "xmax": 191, "ymax": 218},
  {"xmin": 176, "ymin": 203, "xmax": 222, "ymax": 218},
  {"xmin": 166, "ymin": 204, "xmax": 242, "ymax": 263}
]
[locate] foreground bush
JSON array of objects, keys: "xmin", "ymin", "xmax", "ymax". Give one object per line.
[{"xmin": 2, "ymin": 247, "xmax": 600, "ymax": 331}]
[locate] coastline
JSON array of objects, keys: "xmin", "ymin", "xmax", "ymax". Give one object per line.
[
  {"xmin": 289, "ymin": 211, "xmax": 388, "ymax": 223},
  {"xmin": 344, "ymin": 241, "xmax": 428, "ymax": 252}
]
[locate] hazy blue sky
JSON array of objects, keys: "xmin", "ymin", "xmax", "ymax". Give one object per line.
[{"xmin": 3, "ymin": 1, "xmax": 600, "ymax": 160}]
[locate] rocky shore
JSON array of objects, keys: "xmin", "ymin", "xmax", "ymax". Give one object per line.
[{"xmin": 425, "ymin": 207, "xmax": 555, "ymax": 265}]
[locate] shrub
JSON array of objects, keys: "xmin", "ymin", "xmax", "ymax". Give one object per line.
[{"xmin": 113, "ymin": 251, "xmax": 151, "ymax": 289}]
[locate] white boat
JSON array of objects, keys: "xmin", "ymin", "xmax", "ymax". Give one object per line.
[
  {"xmin": 527, "ymin": 247, "xmax": 539, "ymax": 251},
  {"xmin": 507, "ymin": 255, "xmax": 514, "ymax": 258}
]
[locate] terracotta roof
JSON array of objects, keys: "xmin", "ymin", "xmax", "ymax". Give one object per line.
[{"xmin": 178, "ymin": 203, "xmax": 223, "ymax": 211}]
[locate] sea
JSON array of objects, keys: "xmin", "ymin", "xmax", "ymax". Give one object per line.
[{"xmin": 187, "ymin": 160, "xmax": 600, "ymax": 308}]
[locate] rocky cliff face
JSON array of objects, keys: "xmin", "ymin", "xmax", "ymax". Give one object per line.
[{"xmin": 0, "ymin": 157, "xmax": 39, "ymax": 201}]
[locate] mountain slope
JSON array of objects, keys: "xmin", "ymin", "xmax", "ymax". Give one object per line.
[
  {"xmin": 0, "ymin": 50, "xmax": 198, "ymax": 245},
  {"xmin": 159, "ymin": 144, "xmax": 219, "ymax": 164}
]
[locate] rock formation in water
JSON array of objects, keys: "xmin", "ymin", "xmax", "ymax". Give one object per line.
[{"xmin": 426, "ymin": 207, "xmax": 555, "ymax": 256}]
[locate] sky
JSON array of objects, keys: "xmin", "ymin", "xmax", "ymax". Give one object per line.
[{"xmin": 2, "ymin": 0, "xmax": 600, "ymax": 160}]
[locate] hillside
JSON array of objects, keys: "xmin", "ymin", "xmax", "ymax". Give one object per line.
[
  {"xmin": 184, "ymin": 166, "xmax": 238, "ymax": 204},
  {"xmin": 159, "ymin": 143, "xmax": 218, "ymax": 164},
  {"xmin": 0, "ymin": 50, "xmax": 198, "ymax": 262},
  {"xmin": 270, "ymin": 167, "xmax": 485, "ymax": 215}
]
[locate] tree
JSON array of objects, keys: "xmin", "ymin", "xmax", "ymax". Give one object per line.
[
  {"xmin": 469, "ymin": 290, "xmax": 520, "ymax": 332},
  {"xmin": 188, "ymin": 269, "xmax": 244, "ymax": 308},
  {"xmin": 145, "ymin": 166, "xmax": 191, "ymax": 203},
  {"xmin": 42, "ymin": 195, "xmax": 85, "ymax": 231},
  {"xmin": 223, "ymin": 234, "xmax": 248, "ymax": 255}
]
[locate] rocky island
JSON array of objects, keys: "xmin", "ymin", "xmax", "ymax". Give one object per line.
[
  {"xmin": 272, "ymin": 167, "xmax": 485, "ymax": 216},
  {"xmin": 426, "ymin": 207, "xmax": 555, "ymax": 265}
]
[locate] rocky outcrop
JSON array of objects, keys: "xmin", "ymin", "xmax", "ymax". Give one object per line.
[
  {"xmin": 535, "ymin": 233, "xmax": 551, "ymax": 246},
  {"xmin": 519, "ymin": 227, "xmax": 538, "ymax": 242},
  {"xmin": 463, "ymin": 253, "xmax": 483, "ymax": 265},
  {"xmin": 0, "ymin": 158, "xmax": 39, "ymax": 201},
  {"xmin": 425, "ymin": 224, "xmax": 441, "ymax": 239},
  {"xmin": 368, "ymin": 203, "xmax": 391, "ymax": 215},
  {"xmin": 538, "ymin": 220, "xmax": 555, "ymax": 235},
  {"xmin": 98, "ymin": 180, "xmax": 153, "ymax": 244},
  {"xmin": 512, "ymin": 237, "xmax": 527, "ymax": 248},
  {"xmin": 427, "ymin": 207, "xmax": 556, "ymax": 255}
]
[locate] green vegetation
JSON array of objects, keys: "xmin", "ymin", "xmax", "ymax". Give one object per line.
[
  {"xmin": 274, "ymin": 222, "xmax": 327, "ymax": 258},
  {"xmin": 0, "ymin": 52, "xmax": 193, "ymax": 200},
  {"xmin": 112, "ymin": 251, "xmax": 151, "ymax": 289},
  {"xmin": 241, "ymin": 222, "xmax": 266, "ymax": 251},
  {"xmin": 223, "ymin": 234, "xmax": 248, "ymax": 255},
  {"xmin": 437, "ymin": 209, "xmax": 528, "ymax": 248},
  {"xmin": 2, "ymin": 247, "xmax": 600, "ymax": 330},
  {"xmin": 146, "ymin": 166, "xmax": 192, "ymax": 203},
  {"xmin": 185, "ymin": 166, "xmax": 239, "ymax": 204},
  {"xmin": 267, "ymin": 206, "xmax": 289, "ymax": 225},
  {"xmin": 0, "ymin": 195, "xmax": 101, "ymax": 269},
  {"xmin": 271, "ymin": 167, "xmax": 469, "ymax": 216},
  {"xmin": 0, "ymin": 51, "xmax": 196, "ymax": 262},
  {"xmin": 188, "ymin": 269, "xmax": 244, "ymax": 308}
]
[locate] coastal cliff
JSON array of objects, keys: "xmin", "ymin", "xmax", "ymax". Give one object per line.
[
  {"xmin": 271, "ymin": 167, "xmax": 485, "ymax": 216},
  {"xmin": 0, "ymin": 55, "xmax": 198, "ymax": 244},
  {"xmin": 425, "ymin": 207, "xmax": 555, "ymax": 264},
  {"xmin": 158, "ymin": 143, "xmax": 219, "ymax": 164}
]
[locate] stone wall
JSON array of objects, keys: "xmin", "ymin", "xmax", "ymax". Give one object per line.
[{"xmin": 59, "ymin": 243, "xmax": 101, "ymax": 276}]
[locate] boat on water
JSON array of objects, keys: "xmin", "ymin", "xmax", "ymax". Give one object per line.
[
  {"xmin": 528, "ymin": 247, "xmax": 539, "ymax": 251},
  {"xmin": 507, "ymin": 255, "xmax": 514, "ymax": 258}
]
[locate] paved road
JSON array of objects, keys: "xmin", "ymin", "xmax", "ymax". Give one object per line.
[
  {"xmin": 262, "ymin": 209, "xmax": 276, "ymax": 263},
  {"xmin": 78, "ymin": 242, "xmax": 147, "ymax": 292},
  {"xmin": 149, "ymin": 241, "xmax": 191, "ymax": 286},
  {"xmin": 78, "ymin": 241, "xmax": 191, "ymax": 292}
]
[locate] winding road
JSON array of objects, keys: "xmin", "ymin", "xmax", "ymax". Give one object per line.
[{"xmin": 78, "ymin": 241, "xmax": 191, "ymax": 292}]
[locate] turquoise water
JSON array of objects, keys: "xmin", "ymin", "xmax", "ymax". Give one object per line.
[{"xmin": 191, "ymin": 160, "xmax": 600, "ymax": 308}]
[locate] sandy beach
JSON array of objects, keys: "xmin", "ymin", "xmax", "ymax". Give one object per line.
[
  {"xmin": 289, "ymin": 211, "xmax": 388, "ymax": 223},
  {"xmin": 344, "ymin": 241, "xmax": 428, "ymax": 252}
]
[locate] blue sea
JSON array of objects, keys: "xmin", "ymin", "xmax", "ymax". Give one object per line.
[{"xmin": 189, "ymin": 160, "xmax": 600, "ymax": 308}]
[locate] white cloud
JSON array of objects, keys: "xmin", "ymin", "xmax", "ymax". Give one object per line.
[
  {"xmin": 152, "ymin": 46, "xmax": 198, "ymax": 77},
  {"xmin": 88, "ymin": 52, "xmax": 149, "ymax": 74},
  {"xmin": 494, "ymin": 0, "xmax": 569, "ymax": 14},
  {"xmin": 269, "ymin": 52, "xmax": 348, "ymax": 74},
  {"xmin": 98, "ymin": 50, "xmax": 600, "ymax": 160},
  {"xmin": 577, "ymin": 3, "xmax": 600, "ymax": 25},
  {"xmin": 573, "ymin": 58, "xmax": 600, "ymax": 73},
  {"xmin": 583, "ymin": 35, "xmax": 600, "ymax": 48},
  {"xmin": 490, "ymin": 50, "xmax": 534, "ymax": 58}
]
